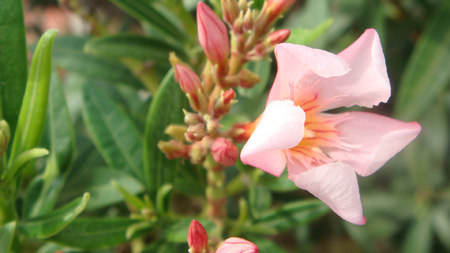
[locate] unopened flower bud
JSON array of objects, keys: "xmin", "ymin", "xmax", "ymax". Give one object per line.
[
  {"xmin": 238, "ymin": 69, "xmax": 261, "ymax": 88},
  {"xmin": 267, "ymin": 29, "xmax": 290, "ymax": 46},
  {"xmin": 186, "ymin": 123, "xmax": 207, "ymax": 142},
  {"xmin": 243, "ymin": 10, "xmax": 254, "ymax": 30},
  {"xmin": 184, "ymin": 110, "xmax": 203, "ymax": 125},
  {"xmin": 265, "ymin": 0, "xmax": 296, "ymax": 21},
  {"xmin": 164, "ymin": 124, "xmax": 187, "ymax": 142},
  {"xmin": 197, "ymin": 2, "xmax": 230, "ymax": 66},
  {"xmin": 175, "ymin": 64, "xmax": 202, "ymax": 94},
  {"xmin": 187, "ymin": 220, "xmax": 209, "ymax": 253},
  {"xmin": 0, "ymin": 120, "xmax": 10, "ymax": 159},
  {"xmin": 216, "ymin": 237, "xmax": 258, "ymax": 253},
  {"xmin": 211, "ymin": 138, "xmax": 239, "ymax": 166},
  {"xmin": 221, "ymin": 0, "xmax": 240, "ymax": 25},
  {"xmin": 213, "ymin": 89, "xmax": 236, "ymax": 116},
  {"xmin": 238, "ymin": 0, "xmax": 248, "ymax": 11},
  {"xmin": 158, "ymin": 140, "xmax": 189, "ymax": 159},
  {"xmin": 228, "ymin": 121, "xmax": 257, "ymax": 143}
]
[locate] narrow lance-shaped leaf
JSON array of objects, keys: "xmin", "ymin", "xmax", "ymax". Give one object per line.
[
  {"xmin": 143, "ymin": 69, "xmax": 189, "ymax": 198},
  {"xmin": 51, "ymin": 36, "xmax": 144, "ymax": 89},
  {"xmin": 108, "ymin": 0, "xmax": 185, "ymax": 41},
  {"xmin": 0, "ymin": 0, "xmax": 27, "ymax": 137},
  {"xmin": 8, "ymin": 29, "xmax": 58, "ymax": 163},
  {"xmin": 84, "ymin": 34, "xmax": 187, "ymax": 63},
  {"xmin": 82, "ymin": 84, "xmax": 144, "ymax": 181},
  {"xmin": 394, "ymin": 1, "xmax": 450, "ymax": 121},
  {"xmin": 0, "ymin": 221, "xmax": 16, "ymax": 253},
  {"xmin": 2, "ymin": 148, "xmax": 49, "ymax": 183},
  {"xmin": 48, "ymin": 218, "xmax": 140, "ymax": 250},
  {"xmin": 23, "ymin": 73, "xmax": 75, "ymax": 218},
  {"xmin": 251, "ymin": 200, "xmax": 329, "ymax": 233},
  {"xmin": 18, "ymin": 192, "xmax": 90, "ymax": 239}
]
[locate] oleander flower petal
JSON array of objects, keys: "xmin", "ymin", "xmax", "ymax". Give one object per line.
[
  {"xmin": 324, "ymin": 111, "xmax": 421, "ymax": 176},
  {"xmin": 241, "ymin": 100, "xmax": 305, "ymax": 177},
  {"xmin": 289, "ymin": 162, "xmax": 366, "ymax": 225}
]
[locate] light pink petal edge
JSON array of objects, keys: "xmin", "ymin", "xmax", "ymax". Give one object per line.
[
  {"xmin": 290, "ymin": 162, "xmax": 366, "ymax": 225},
  {"xmin": 317, "ymin": 29, "xmax": 391, "ymax": 110},
  {"xmin": 241, "ymin": 100, "xmax": 305, "ymax": 177},
  {"xmin": 267, "ymin": 43, "xmax": 350, "ymax": 104},
  {"xmin": 325, "ymin": 111, "xmax": 421, "ymax": 176}
]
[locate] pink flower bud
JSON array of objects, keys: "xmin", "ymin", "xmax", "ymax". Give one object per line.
[
  {"xmin": 197, "ymin": 2, "xmax": 230, "ymax": 65},
  {"xmin": 216, "ymin": 237, "xmax": 258, "ymax": 253},
  {"xmin": 212, "ymin": 89, "xmax": 236, "ymax": 116},
  {"xmin": 267, "ymin": 29, "xmax": 290, "ymax": 46},
  {"xmin": 221, "ymin": 0, "xmax": 240, "ymax": 25},
  {"xmin": 175, "ymin": 64, "xmax": 202, "ymax": 94},
  {"xmin": 211, "ymin": 138, "xmax": 239, "ymax": 166},
  {"xmin": 188, "ymin": 220, "xmax": 209, "ymax": 253},
  {"xmin": 266, "ymin": 0, "xmax": 296, "ymax": 20}
]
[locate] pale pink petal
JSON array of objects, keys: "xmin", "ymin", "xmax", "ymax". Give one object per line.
[
  {"xmin": 289, "ymin": 162, "xmax": 366, "ymax": 225},
  {"xmin": 325, "ymin": 111, "xmax": 421, "ymax": 176},
  {"xmin": 267, "ymin": 43, "xmax": 350, "ymax": 104},
  {"xmin": 316, "ymin": 29, "xmax": 391, "ymax": 110},
  {"xmin": 216, "ymin": 237, "xmax": 258, "ymax": 253},
  {"xmin": 241, "ymin": 100, "xmax": 305, "ymax": 177}
]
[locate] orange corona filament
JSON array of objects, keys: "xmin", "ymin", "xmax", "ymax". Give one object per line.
[{"xmin": 288, "ymin": 84, "xmax": 348, "ymax": 169}]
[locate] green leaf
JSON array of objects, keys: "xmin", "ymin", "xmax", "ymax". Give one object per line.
[
  {"xmin": 237, "ymin": 60, "xmax": 271, "ymax": 98},
  {"xmin": 84, "ymin": 34, "xmax": 186, "ymax": 63},
  {"xmin": 18, "ymin": 192, "xmax": 89, "ymax": 239},
  {"xmin": 22, "ymin": 73, "xmax": 76, "ymax": 218},
  {"xmin": 2, "ymin": 148, "xmax": 49, "ymax": 183},
  {"xmin": 108, "ymin": 0, "xmax": 185, "ymax": 41},
  {"xmin": 9, "ymin": 29, "xmax": 58, "ymax": 162},
  {"xmin": 394, "ymin": 1, "xmax": 450, "ymax": 121},
  {"xmin": 286, "ymin": 18, "xmax": 334, "ymax": 46},
  {"xmin": 259, "ymin": 170, "xmax": 298, "ymax": 193},
  {"xmin": 52, "ymin": 37, "xmax": 143, "ymax": 89},
  {"xmin": 48, "ymin": 217, "xmax": 140, "ymax": 250},
  {"xmin": 57, "ymin": 168, "xmax": 143, "ymax": 210},
  {"xmin": 46, "ymin": 72, "xmax": 75, "ymax": 174},
  {"xmin": 82, "ymin": 84, "xmax": 144, "ymax": 180},
  {"xmin": 252, "ymin": 200, "xmax": 329, "ymax": 233},
  {"xmin": 249, "ymin": 185, "xmax": 272, "ymax": 218},
  {"xmin": 402, "ymin": 212, "xmax": 432, "ymax": 253},
  {"xmin": 0, "ymin": 0, "xmax": 27, "ymax": 138},
  {"xmin": 0, "ymin": 221, "xmax": 16, "ymax": 253},
  {"xmin": 141, "ymin": 239, "xmax": 180, "ymax": 253},
  {"xmin": 431, "ymin": 207, "xmax": 450, "ymax": 251},
  {"xmin": 164, "ymin": 218, "xmax": 216, "ymax": 243},
  {"xmin": 143, "ymin": 69, "xmax": 189, "ymax": 198},
  {"xmin": 246, "ymin": 235, "xmax": 286, "ymax": 253}
]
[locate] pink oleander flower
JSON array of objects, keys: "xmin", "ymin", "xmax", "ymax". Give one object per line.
[
  {"xmin": 216, "ymin": 237, "xmax": 258, "ymax": 253},
  {"xmin": 240, "ymin": 29, "xmax": 421, "ymax": 225},
  {"xmin": 197, "ymin": 2, "xmax": 230, "ymax": 66},
  {"xmin": 188, "ymin": 220, "xmax": 209, "ymax": 253}
]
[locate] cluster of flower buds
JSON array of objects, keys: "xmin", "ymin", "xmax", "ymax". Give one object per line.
[
  {"xmin": 187, "ymin": 220, "xmax": 258, "ymax": 253},
  {"xmin": 220, "ymin": 0, "xmax": 294, "ymax": 88},
  {"xmin": 160, "ymin": 0, "xmax": 294, "ymax": 167}
]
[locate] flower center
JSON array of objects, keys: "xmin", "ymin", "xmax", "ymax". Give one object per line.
[{"xmin": 286, "ymin": 84, "xmax": 348, "ymax": 170}]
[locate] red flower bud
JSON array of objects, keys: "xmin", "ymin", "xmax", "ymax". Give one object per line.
[
  {"xmin": 216, "ymin": 237, "xmax": 258, "ymax": 253},
  {"xmin": 175, "ymin": 64, "xmax": 202, "ymax": 94},
  {"xmin": 188, "ymin": 220, "xmax": 209, "ymax": 253},
  {"xmin": 266, "ymin": 0, "xmax": 296, "ymax": 20},
  {"xmin": 267, "ymin": 29, "xmax": 290, "ymax": 46},
  {"xmin": 211, "ymin": 138, "xmax": 239, "ymax": 166},
  {"xmin": 197, "ymin": 2, "xmax": 230, "ymax": 65}
]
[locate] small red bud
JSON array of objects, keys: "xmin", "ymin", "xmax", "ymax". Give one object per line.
[
  {"xmin": 211, "ymin": 138, "xmax": 239, "ymax": 166},
  {"xmin": 175, "ymin": 64, "xmax": 202, "ymax": 94},
  {"xmin": 197, "ymin": 2, "xmax": 230, "ymax": 65},
  {"xmin": 188, "ymin": 220, "xmax": 209, "ymax": 253},
  {"xmin": 267, "ymin": 29, "xmax": 290, "ymax": 46},
  {"xmin": 266, "ymin": 0, "xmax": 296, "ymax": 20}
]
